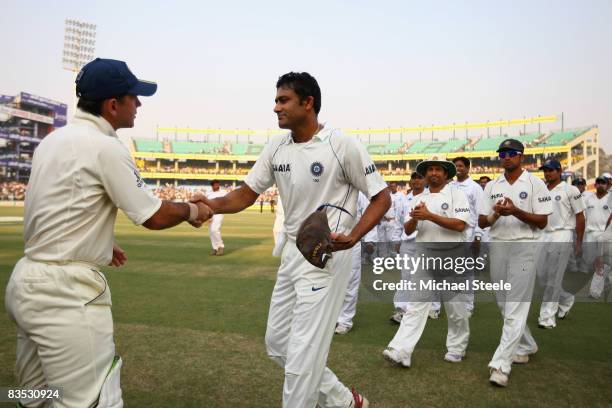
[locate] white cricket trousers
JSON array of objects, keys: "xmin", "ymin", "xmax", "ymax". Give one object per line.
[
  {"xmin": 209, "ymin": 214, "xmax": 224, "ymax": 250},
  {"xmin": 336, "ymin": 243, "xmax": 362, "ymax": 329},
  {"xmin": 5, "ymin": 257, "xmax": 122, "ymax": 408},
  {"xmin": 535, "ymin": 230, "xmax": 574, "ymax": 326},
  {"xmin": 388, "ymin": 245, "xmax": 471, "ymax": 357},
  {"xmin": 393, "ymin": 239, "xmax": 416, "ymax": 311},
  {"xmin": 488, "ymin": 242, "xmax": 538, "ymax": 374},
  {"xmin": 377, "ymin": 220, "xmax": 396, "ymax": 257},
  {"xmin": 265, "ymin": 241, "xmax": 353, "ymax": 408}
]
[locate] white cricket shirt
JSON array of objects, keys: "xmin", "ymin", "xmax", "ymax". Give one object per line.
[
  {"xmin": 584, "ymin": 191, "xmax": 610, "ymax": 232},
  {"xmin": 479, "ymin": 170, "xmax": 553, "ymax": 241},
  {"xmin": 545, "ymin": 181, "xmax": 585, "ymax": 231},
  {"xmin": 450, "ymin": 177, "xmax": 484, "ymax": 235},
  {"xmin": 406, "ymin": 184, "xmax": 470, "ymax": 242},
  {"xmin": 244, "ymin": 125, "xmax": 387, "ymax": 240},
  {"xmin": 400, "ymin": 190, "xmax": 426, "ymax": 241},
  {"xmin": 207, "ymin": 190, "xmax": 226, "ymax": 200},
  {"xmin": 23, "ymin": 110, "xmax": 162, "ymax": 266}
]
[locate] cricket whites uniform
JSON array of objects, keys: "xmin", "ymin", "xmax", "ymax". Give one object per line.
[
  {"xmin": 390, "ymin": 191, "xmax": 406, "ymax": 242},
  {"xmin": 336, "ymin": 192, "xmax": 370, "ymax": 331},
  {"xmin": 583, "ymin": 191, "xmax": 610, "ymax": 268},
  {"xmin": 377, "ymin": 190, "xmax": 400, "ymax": 256},
  {"xmin": 393, "ymin": 190, "xmax": 422, "ymax": 312},
  {"xmin": 450, "ymin": 177, "xmax": 485, "ymax": 243},
  {"xmin": 584, "ymin": 191, "xmax": 612, "ymax": 298},
  {"xmin": 535, "ymin": 182, "xmax": 585, "ymax": 327},
  {"xmin": 480, "ymin": 170, "xmax": 552, "ymax": 375},
  {"xmin": 207, "ymin": 189, "xmax": 226, "ymax": 252},
  {"xmin": 5, "ymin": 110, "xmax": 162, "ymax": 407},
  {"xmin": 244, "ymin": 125, "xmax": 387, "ymax": 408},
  {"xmin": 272, "ymin": 197, "xmax": 286, "ymax": 256},
  {"xmin": 386, "ymin": 184, "xmax": 471, "ymax": 361},
  {"xmin": 445, "ymin": 177, "xmax": 485, "ymax": 315}
]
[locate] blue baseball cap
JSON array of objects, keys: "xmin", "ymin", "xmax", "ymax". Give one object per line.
[
  {"xmin": 539, "ymin": 159, "xmax": 562, "ymax": 170},
  {"xmin": 496, "ymin": 138, "xmax": 524, "ymax": 153},
  {"xmin": 75, "ymin": 58, "xmax": 157, "ymax": 100}
]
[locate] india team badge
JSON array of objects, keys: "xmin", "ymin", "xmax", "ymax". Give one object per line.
[
  {"xmin": 310, "ymin": 162, "xmax": 324, "ymax": 182},
  {"xmin": 519, "ymin": 191, "xmax": 528, "ymax": 199},
  {"xmin": 311, "ymin": 161, "xmax": 324, "ymax": 176}
]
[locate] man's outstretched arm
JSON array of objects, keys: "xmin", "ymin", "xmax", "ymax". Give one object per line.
[{"xmin": 191, "ymin": 185, "xmax": 260, "ymax": 214}]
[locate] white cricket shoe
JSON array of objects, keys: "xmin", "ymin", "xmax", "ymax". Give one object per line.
[
  {"xmin": 512, "ymin": 354, "xmax": 530, "ymax": 364},
  {"xmin": 558, "ymin": 297, "xmax": 575, "ymax": 319},
  {"xmin": 537, "ymin": 320, "xmax": 555, "ymax": 329},
  {"xmin": 335, "ymin": 324, "xmax": 351, "ymax": 335},
  {"xmin": 489, "ymin": 368, "xmax": 509, "ymax": 387},
  {"xmin": 382, "ymin": 348, "xmax": 411, "ymax": 368},
  {"xmin": 389, "ymin": 310, "xmax": 404, "ymax": 324},
  {"xmin": 513, "ymin": 345, "xmax": 537, "ymax": 364},
  {"xmin": 428, "ymin": 309, "xmax": 440, "ymax": 319},
  {"xmin": 444, "ymin": 351, "xmax": 465, "ymax": 363}
]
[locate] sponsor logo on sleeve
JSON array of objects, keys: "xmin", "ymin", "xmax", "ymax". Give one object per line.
[
  {"xmin": 364, "ymin": 164, "xmax": 377, "ymax": 175},
  {"xmin": 134, "ymin": 169, "xmax": 144, "ymax": 188}
]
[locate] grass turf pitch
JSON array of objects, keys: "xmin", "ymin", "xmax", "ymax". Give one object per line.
[{"xmin": 0, "ymin": 207, "xmax": 611, "ymax": 407}]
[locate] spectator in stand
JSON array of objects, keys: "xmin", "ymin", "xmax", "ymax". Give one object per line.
[{"xmin": 0, "ymin": 182, "xmax": 27, "ymax": 201}]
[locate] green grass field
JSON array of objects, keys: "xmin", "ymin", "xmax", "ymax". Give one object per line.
[{"xmin": 1, "ymin": 206, "xmax": 611, "ymax": 407}]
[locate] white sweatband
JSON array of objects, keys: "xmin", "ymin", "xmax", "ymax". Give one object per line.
[{"xmin": 188, "ymin": 203, "xmax": 199, "ymax": 222}]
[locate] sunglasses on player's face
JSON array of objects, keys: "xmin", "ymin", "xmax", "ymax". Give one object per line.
[{"xmin": 498, "ymin": 150, "xmax": 521, "ymax": 159}]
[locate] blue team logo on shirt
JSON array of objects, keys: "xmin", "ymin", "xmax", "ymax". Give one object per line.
[
  {"xmin": 311, "ymin": 162, "xmax": 324, "ymax": 177},
  {"xmin": 441, "ymin": 203, "xmax": 449, "ymax": 210},
  {"xmin": 555, "ymin": 195, "xmax": 561, "ymax": 201},
  {"xmin": 519, "ymin": 191, "xmax": 528, "ymax": 199}
]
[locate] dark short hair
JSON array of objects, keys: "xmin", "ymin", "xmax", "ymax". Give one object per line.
[
  {"xmin": 452, "ymin": 157, "xmax": 470, "ymax": 168},
  {"xmin": 276, "ymin": 72, "xmax": 321, "ymax": 114},
  {"xmin": 211, "ymin": 180, "xmax": 220, "ymax": 185},
  {"xmin": 76, "ymin": 98, "xmax": 104, "ymax": 116},
  {"xmin": 410, "ymin": 171, "xmax": 424, "ymax": 179},
  {"xmin": 479, "ymin": 176, "xmax": 491, "ymax": 182},
  {"xmin": 76, "ymin": 94, "xmax": 128, "ymax": 117}
]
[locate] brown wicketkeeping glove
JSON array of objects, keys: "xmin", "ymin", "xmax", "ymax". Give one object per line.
[{"xmin": 296, "ymin": 207, "xmax": 334, "ymax": 269}]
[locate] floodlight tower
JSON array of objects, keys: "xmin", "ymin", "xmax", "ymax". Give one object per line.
[
  {"xmin": 62, "ymin": 19, "xmax": 96, "ymax": 113},
  {"xmin": 62, "ymin": 19, "xmax": 96, "ymax": 72}
]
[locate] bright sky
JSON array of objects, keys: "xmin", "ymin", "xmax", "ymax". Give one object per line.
[{"xmin": 2, "ymin": 0, "xmax": 611, "ymax": 151}]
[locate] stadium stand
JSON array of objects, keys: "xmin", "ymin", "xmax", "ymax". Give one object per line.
[
  {"xmin": 134, "ymin": 139, "xmax": 163, "ymax": 152},
  {"xmin": 128, "ymin": 124, "xmax": 598, "ymax": 187},
  {"xmin": 407, "ymin": 140, "xmax": 432, "ymax": 153},
  {"xmin": 540, "ymin": 130, "xmax": 584, "ymax": 147},
  {"xmin": 172, "ymin": 141, "xmax": 224, "ymax": 154}
]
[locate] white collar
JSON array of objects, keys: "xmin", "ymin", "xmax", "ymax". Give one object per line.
[{"xmin": 72, "ymin": 109, "xmax": 117, "ymax": 138}]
